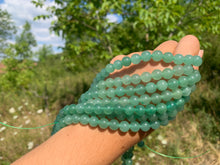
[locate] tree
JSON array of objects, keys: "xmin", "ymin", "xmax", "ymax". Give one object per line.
[
  {"xmin": 36, "ymin": 44, "xmax": 54, "ymax": 62},
  {"xmin": 32, "ymin": 0, "xmax": 220, "ymax": 71}
]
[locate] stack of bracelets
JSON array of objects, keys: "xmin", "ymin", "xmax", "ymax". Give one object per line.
[{"xmin": 51, "ymin": 50, "xmax": 202, "ymax": 165}]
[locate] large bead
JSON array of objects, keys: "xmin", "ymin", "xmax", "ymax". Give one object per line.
[
  {"xmin": 106, "ymin": 64, "xmax": 115, "ymax": 73},
  {"xmin": 122, "ymin": 56, "xmax": 131, "ymax": 66},
  {"xmin": 152, "ymin": 50, "xmax": 163, "ymax": 61},
  {"xmin": 163, "ymin": 52, "xmax": 173, "ymax": 63},
  {"xmin": 64, "ymin": 115, "xmax": 72, "ymax": 125},
  {"xmin": 141, "ymin": 72, "xmax": 152, "ymax": 82},
  {"xmin": 184, "ymin": 55, "xmax": 193, "ymax": 65},
  {"xmin": 89, "ymin": 116, "xmax": 98, "ymax": 127},
  {"xmin": 130, "ymin": 121, "xmax": 140, "ymax": 132},
  {"xmin": 140, "ymin": 121, "xmax": 150, "ymax": 131},
  {"xmin": 131, "ymin": 74, "xmax": 141, "ymax": 84},
  {"xmin": 151, "ymin": 93, "xmax": 161, "ymax": 104},
  {"xmin": 80, "ymin": 114, "xmax": 90, "ymax": 125},
  {"xmin": 172, "ymin": 88, "xmax": 183, "ymax": 99},
  {"xmin": 113, "ymin": 60, "xmax": 123, "ymax": 70},
  {"xmin": 173, "ymin": 65, "xmax": 184, "ymax": 76},
  {"xmin": 99, "ymin": 118, "xmax": 109, "ymax": 129},
  {"xmin": 157, "ymin": 80, "xmax": 168, "ymax": 91},
  {"xmin": 141, "ymin": 51, "xmax": 152, "ymax": 62},
  {"xmin": 146, "ymin": 82, "xmax": 157, "ymax": 93},
  {"xmin": 135, "ymin": 84, "xmax": 145, "ymax": 95},
  {"xmin": 156, "ymin": 103, "xmax": 167, "ymax": 114},
  {"xmin": 130, "ymin": 95, "xmax": 139, "ymax": 106},
  {"xmin": 109, "ymin": 119, "xmax": 119, "ymax": 130},
  {"xmin": 161, "ymin": 90, "xmax": 173, "ymax": 101},
  {"xmin": 119, "ymin": 121, "xmax": 130, "ymax": 132},
  {"xmin": 122, "ymin": 75, "xmax": 131, "ymax": 85},
  {"xmin": 140, "ymin": 94, "xmax": 151, "ymax": 105},
  {"xmin": 162, "ymin": 68, "xmax": 173, "ymax": 79},
  {"xmin": 114, "ymin": 77, "xmax": 122, "ymax": 87},
  {"xmin": 193, "ymin": 56, "xmax": 202, "ymax": 66},
  {"xmin": 146, "ymin": 104, "xmax": 156, "ymax": 115},
  {"xmin": 178, "ymin": 76, "xmax": 188, "ymax": 87},
  {"xmin": 183, "ymin": 65, "xmax": 193, "ymax": 75},
  {"xmin": 168, "ymin": 78, "xmax": 178, "ymax": 90},
  {"xmin": 174, "ymin": 54, "xmax": 184, "ymax": 64},
  {"xmin": 125, "ymin": 85, "xmax": 135, "ymax": 96},
  {"xmin": 131, "ymin": 54, "xmax": 141, "ymax": 64}
]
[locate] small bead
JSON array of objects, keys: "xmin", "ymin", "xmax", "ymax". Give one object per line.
[
  {"xmin": 168, "ymin": 78, "xmax": 179, "ymax": 90},
  {"xmin": 151, "ymin": 121, "xmax": 160, "ymax": 129},
  {"xmin": 122, "ymin": 56, "xmax": 131, "ymax": 66},
  {"xmin": 131, "ymin": 54, "xmax": 141, "ymax": 64},
  {"xmin": 130, "ymin": 121, "xmax": 140, "ymax": 132},
  {"xmin": 111, "ymin": 97, "xmax": 119, "ymax": 105},
  {"xmin": 106, "ymin": 64, "xmax": 115, "ymax": 73},
  {"xmin": 89, "ymin": 116, "xmax": 98, "ymax": 127},
  {"xmin": 119, "ymin": 121, "xmax": 130, "ymax": 132},
  {"xmin": 115, "ymin": 87, "xmax": 125, "ymax": 97},
  {"xmin": 140, "ymin": 94, "xmax": 150, "ymax": 105},
  {"xmin": 146, "ymin": 104, "xmax": 156, "ymax": 115},
  {"xmin": 193, "ymin": 56, "xmax": 202, "ymax": 66},
  {"xmin": 173, "ymin": 65, "xmax": 184, "ymax": 76},
  {"xmin": 156, "ymin": 103, "xmax": 167, "ymax": 114},
  {"xmin": 104, "ymin": 105, "xmax": 114, "ymax": 115},
  {"xmin": 99, "ymin": 118, "xmax": 109, "ymax": 129},
  {"xmin": 98, "ymin": 90, "xmax": 106, "ymax": 98},
  {"xmin": 80, "ymin": 114, "xmax": 89, "ymax": 125},
  {"xmin": 188, "ymin": 75, "xmax": 196, "ymax": 85},
  {"xmin": 167, "ymin": 101, "xmax": 176, "ymax": 112},
  {"xmin": 172, "ymin": 88, "xmax": 183, "ymax": 99},
  {"xmin": 131, "ymin": 74, "xmax": 141, "ymax": 84},
  {"xmin": 174, "ymin": 54, "xmax": 184, "ymax": 64},
  {"xmin": 109, "ymin": 119, "xmax": 119, "ymax": 130},
  {"xmin": 113, "ymin": 60, "xmax": 123, "ymax": 70},
  {"xmin": 157, "ymin": 80, "xmax": 168, "ymax": 91},
  {"xmin": 136, "ymin": 105, "xmax": 145, "ymax": 116},
  {"xmin": 125, "ymin": 105, "xmax": 134, "ymax": 116},
  {"xmin": 76, "ymin": 104, "xmax": 84, "ymax": 114},
  {"xmin": 85, "ymin": 104, "xmax": 93, "ymax": 114},
  {"xmin": 178, "ymin": 76, "xmax": 188, "ymax": 87},
  {"xmin": 141, "ymin": 72, "xmax": 152, "ymax": 82},
  {"xmin": 161, "ymin": 90, "xmax": 173, "ymax": 101},
  {"xmin": 97, "ymin": 80, "xmax": 106, "ymax": 89},
  {"xmin": 106, "ymin": 78, "xmax": 114, "ymax": 88},
  {"xmin": 119, "ymin": 97, "xmax": 129, "ymax": 106},
  {"xmin": 184, "ymin": 55, "xmax": 193, "ymax": 65},
  {"xmin": 163, "ymin": 52, "xmax": 173, "ymax": 63},
  {"xmin": 135, "ymin": 84, "xmax": 145, "ymax": 95},
  {"xmin": 151, "ymin": 93, "xmax": 161, "ymax": 104},
  {"xmin": 130, "ymin": 95, "xmax": 139, "ymax": 106},
  {"xmin": 152, "ymin": 50, "xmax": 163, "ymax": 61},
  {"xmin": 168, "ymin": 110, "xmax": 177, "ymax": 117},
  {"xmin": 146, "ymin": 82, "xmax": 157, "ymax": 93},
  {"xmin": 106, "ymin": 88, "xmax": 115, "ymax": 97},
  {"xmin": 175, "ymin": 98, "xmax": 185, "ymax": 108},
  {"xmin": 183, "ymin": 65, "xmax": 193, "ymax": 75},
  {"xmin": 152, "ymin": 69, "xmax": 162, "ymax": 80},
  {"xmin": 122, "ymin": 75, "xmax": 131, "ymax": 85},
  {"xmin": 100, "ymin": 69, "xmax": 109, "ymax": 78},
  {"xmin": 194, "ymin": 71, "xmax": 201, "ymax": 82},
  {"xmin": 72, "ymin": 114, "xmax": 80, "ymax": 123},
  {"xmin": 114, "ymin": 77, "xmax": 122, "ymax": 87},
  {"xmin": 160, "ymin": 119, "xmax": 169, "ymax": 126},
  {"xmin": 125, "ymin": 85, "xmax": 135, "ymax": 96},
  {"xmin": 64, "ymin": 115, "xmax": 72, "ymax": 125},
  {"xmin": 141, "ymin": 51, "xmax": 152, "ymax": 62},
  {"xmin": 94, "ymin": 105, "xmax": 102, "ymax": 115},
  {"xmin": 182, "ymin": 87, "xmax": 191, "ymax": 96},
  {"xmin": 162, "ymin": 68, "xmax": 173, "ymax": 79},
  {"xmin": 140, "ymin": 121, "xmax": 150, "ymax": 131}
]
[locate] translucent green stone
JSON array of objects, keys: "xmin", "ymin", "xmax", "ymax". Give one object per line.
[
  {"xmin": 135, "ymin": 84, "xmax": 145, "ymax": 95},
  {"xmin": 174, "ymin": 54, "xmax": 184, "ymax": 64},
  {"xmin": 130, "ymin": 121, "xmax": 140, "ymax": 132},
  {"xmin": 162, "ymin": 68, "xmax": 173, "ymax": 79},
  {"xmin": 168, "ymin": 78, "xmax": 179, "ymax": 90},
  {"xmin": 158, "ymin": 113, "xmax": 168, "ymax": 120},
  {"xmin": 173, "ymin": 65, "xmax": 184, "ymax": 76},
  {"xmin": 140, "ymin": 121, "xmax": 150, "ymax": 131},
  {"xmin": 92, "ymin": 90, "xmax": 98, "ymax": 98},
  {"xmin": 194, "ymin": 71, "xmax": 201, "ymax": 82},
  {"xmin": 122, "ymin": 56, "xmax": 131, "ymax": 66},
  {"xmin": 183, "ymin": 65, "xmax": 193, "ymax": 75},
  {"xmin": 131, "ymin": 74, "xmax": 141, "ymax": 84},
  {"xmin": 163, "ymin": 52, "xmax": 173, "ymax": 63},
  {"xmin": 172, "ymin": 89, "xmax": 182, "ymax": 99},
  {"xmin": 183, "ymin": 96, "xmax": 190, "ymax": 103},
  {"xmin": 178, "ymin": 76, "xmax": 188, "ymax": 87},
  {"xmin": 97, "ymin": 80, "xmax": 105, "ymax": 89},
  {"xmin": 114, "ymin": 104, "xmax": 123, "ymax": 115},
  {"xmin": 130, "ymin": 95, "xmax": 139, "ymax": 106},
  {"xmin": 98, "ymin": 90, "xmax": 106, "ymax": 98},
  {"xmin": 152, "ymin": 69, "xmax": 162, "ymax": 80},
  {"xmin": 157, "ymin": 80, "xmax": 168, "ymax": 91},
  {"xmin": 136, "ymin": 105, "xmax": 145, "ymax": 116},
  {"xmin": 151, "ymin": 121, "xmax": 160, "ymax": 129},
  {"xmin": 125, "ymin": 85, "xmax": 135, "ymax": 96},
  {"xmin": 103, "ymin": 98, "xmax": 110, "ymax": 105},
  {"xmin": 106, "ymin": 78, "xmax": 114, "ymax": 88},
  {"xmin": 156, "ymin": 103, "xmax": 167, "ymax": 114},
  {"xmin": 109, "ymin": 119, "xmax": 119, "ymax": 130},
  {"xmin": 115, "ymin": 87, "xmax": 125, "ymax": 97},
  {"xmin": 191, "ymin": 85, "xmax": 196, "ymax": 92},
  {"xmin": 160, "ymin": 119, "xmax": 169, "ymax": 126},
  {"xmin": 106, "ymin": 64, "xmax": 115, "ymax": 73},
  {"xmin": 104, "ymin": 105, "xmax": 114, "ymax": 115},
  {"xmin": 141, "ymin": 51, "xmax": 152, "ymax": 62},
  {"xmin": 119, "ymin": 121, "xmax": 130, "ymax": 132},
  {"xmin": 111, "ymin": 97, "xmax": 119, "ymax": 105},
  {"xmin": 148, "ymin": 113, "xmax": 158, "ymax": 122},
  {"xmin": 146, "ymin": 82, "xmax": 157, "ymax": 93},
  {"xmin": 167, "ymin": 101, "xmax": 176, "ymax": 112},
  {"xmin": 141, "ymin": 72, "xmax": 152, "ymax": 82},
  {"xmin": 151, "ymin": 93, "xmax": 161, "ymax": 104},
  {"xmin": 168, "ymin": 110, "xmax": 177, "ymax": 117},
  {"xmin": 175, "ymin": 98, "xmax": 185, "ymax": 108},
  {"xmin": 99, "ymin": 118, "xmax": 109, "ymax": 129},
  {"xmin": 125, "ymin": 105, "xmax": 134, "ymax": 116},
  {"xmin": 182, "ymin": 87, "xmax": 191, "ymax": 96},
  {"xmin": 117, "ymin": 113, "xmax": 126, "ymax": 121},
  {"xmin": 188, "ymin": 75, "xmax": 196, "ymax": 85},
  {"xmin": 89, "ymin": 116, "xmax": 98, "ymax": 127},
  {"xmin": 113, "ymin": 60, "xmax": 123, "ymax": 70},
  {"xmin": 127, "ymin": 115, "xmax": 136, "ymax": 122},
  {"xmin": 131, "ymin": 54, "xmax": 141, "ymax": 64},
  {"xmin": 114, "ymin": 77, "xmax": 122, "ymax": 87},
  {"xmin": 59, "ymin": 119, "xmax": 66, "ymax": 128},
  {"xmin": 146, "ymin": 104, "xmax": 156, "ymax": 115},
  {"xmin": 119, "ymin": 97, "xmax": 129, "ymax": 106},
  {"xmin": 96, "ymin": 73, "xmax": 102, "ymax": 81},
  {"xmin": 193, "ymin": 56, "xmax": 202, "ymax": 66},
  {"xmin": 94, "ymin": 105, "xmax": 102, "ymax": 115},
  {"xmin": 152, "ymin": 50, "xmax": 163, "ymax": 61},
  {"xmin": 80, "ymin": 114, "xmax": 89, "ymax": 125},
  {"xmin": 76, "ymin": 104, "xmax": 84, "ymax": 114},
  {"xmin": 140, "ymin": 94, "xmax": 150, "ymax": 105},
  {"xmin": 106, "ymin": 88, "xmax": 115, "ymax": 97},
  {"xmin": 124, "ymin": 159, "xmax": 132, "ymax": 165},
  {"xmin": 100, "ymin": 69, "xmax": 109, "ymax": 78},
  {"xmin": 72, "ymin": 114, "xmax": 80, "ymax": 124},
  {"xmin": 122, "ymin": 75, "xmax": 131, "ymax": 85},
  {"xmin": 64, "ymin": 115, "xmax": 72, "ymax": 125},
  {"xmin": 85, "ymin": 104, "xmax": 93, "ymax": 114},
  {"xmin": 184, "ymin": 55, "xmax": 193, "ymax": 65}
]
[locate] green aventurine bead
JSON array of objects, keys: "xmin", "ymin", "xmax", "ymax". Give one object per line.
[
  {"xmin": 174, "ymin": 54, "xmax": 184, "ymax": 64},
  {"xmin": 194, "ymin": 70, "xmax": 201, "ymax": 82},
  {"xmin": 104, "ymin": 105, "xmax": 114, "ymax": 115},
  {"xmin": 100, "ymin": 69, "xmax": 109, "ymax": 78},
  {"xmin": 98, "ymin": 90, "xmax": 106, "ymax": 98},
  {"xmin": 157, "ymin": 80, "xmax": 168, "ymax": 91},
  {"xmin": 188, "ymin": 75, "xmax": 196, "ymax": 85},
  {"xmin": 175, "ymin": 98, "xmax": 185, "ymax": 108},
  {"xmin": 130, "ymin": 95, "xmax": 139, "ymax": 106},
  {"xmin": 182, "ymin": 87, "xmax": 191, "ymax": 96},
  {"xmin": 168, "ymin": 78, "xmax": 178, "ymax": 90},
  {"xmin": 115, "ymin": 87, "xmax": 125, "ymax": 96},
  {"xmin": 114, "ymin": 77, "xmax": 122, "ymax": 87},
  {"xmin": 151, "ymin": 121, "xmax": 160, "ymax": 129},
  {"xmin": 178, "ymin": 76, "xmax": 188, "ymax": 87},
  {"xmin": 162, "ymin": 90, "xmax": 172, "ymax": 101},
  {"xmin": 160, "ymin": 120, "xmax": 169, "ymax": 126},
  {"xmin": 125, "ymin": 105, "xmax": 134, "ymax": 116},
  {"xmin": 113, "ymin": 60, "xmax": 123, "ymax": 70},
  {"xmin": 131, "ymin": 54, "xmax": 141, "ymax": 64},
  {"xmin": 141, "ymin": 51, "xmax": 151, "ymax": 62},
  {"xmin": 109, "ymin": 119, "xmax": 119, "ymax": 130},
  {"xmin": 125, "ymin": 85, "xmax": 135, "ymax": 96},
  {"xmin": 152, "ymin": 69, "xmax": 162, "ymax": 80},
  {"xmin": 140, "ymin": 121, "xmax": 150, "ymax": 131},
  {"xmin": 106, "ymin": 78, "xmax": 114, "ymax": 87},
  {"xmin": 146, "ymin": 104, "xmax": 156, "ymax": 115},
  {"xmin": 106, "ymin": 88, "xmax": 115, "ymax": 97},
  {"xmin": 162, "ymin": 68, "xmax": 173, "ymax": 79},
  {"xmin": 140, "ymin": 94, "xmax": 150, "ymax": 105},
  {"xmin": 183, "ymin": 65, "xmax": 193, "ymax": 75},
  {"xmin": 136, "ymin": 105, "xmax": 145, "ymax": 116},
  {"xmin": 152, "ymin": 50, "xmax": 163, "ymax": 61},
  {"xmin": 173, "ymin": 65, "xmax": 184, "ymax": 76},
  {"xmin": 146, "ymin": 82, "xmax": 156, "ymax": 93},
  {"xmin": 167, "ymin": 101, "xmax": 176, "ymax": 112},
  {"xmin": 172, "ymin": 89, "xmax": 182, "ymax": 99},
  {"xmin": 135, "ymin": 84, "xmax": 145, "ymax": 95},
  {"xmin": 156, "ymin": 103, "xmax": 167, "ymax": 114},
  {"xmin": 97, "ymin": 80, "xmax": 105, "ymax": 89},
  {"xmin": 119, "ymin": 121, "xmax": 130, "ymax": 132},
  {"xmin": 106, "ymin": 64, "xmax": 114, "ymax": 73},
  {"xmin": 122, "ymin": 75, "xmax": 131, "ymax": 85},
  {"xmin": 89, "ymin": 116, "xmax": 98, "ymax": 127},
  {"xmin": 163, "ymin": 52, "xmax": 173, "ymax": 63},
  {"xmin": 131, "ymin": 74, "xmax": 141, "ymax": 84},
  {"xmin": 184, "ymin": 55, "xmax": 193, "ymax": 65},
  {"xmin": 122, "ymin": 56, "xmax": 131, "ymax": 66},
  {"xmin": 130, "ymin": 121, "xmax": 140, "ymax": 132},
  {"xmin": 64, "ymin": 115, "xmax": 72, "ymax": 125},
  {"xmin": 141, "ymin": 72, "xmax": 151, "ymax": 82},
  {"xmin": 193, "ymin": 56, "xmax": 202, "ymax": 66},
  {"xmin": 80, "ymin": 115, "xmax": 89, "ymax": 125},
  {"xmin": 99, "ymin": 118, "xmax": 109, "ymax": 129},
  {"xmin": 151, "ymin": 93, "xmax": 161, "ymax": 104},
  {"xmin": 72, "ymin": 114, "xmax": 80, "ymax": 123}
]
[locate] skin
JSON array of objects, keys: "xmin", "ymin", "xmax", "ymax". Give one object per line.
[{"xmin": 12, "ymin": 35, "xmax": 203, "ymax": 165}]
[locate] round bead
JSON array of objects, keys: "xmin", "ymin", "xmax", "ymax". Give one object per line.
[
  {"xmin": 130, "ymin": 121, "xmax": 140, "ymax": 132},
  {"xmin": 114, "ymin": 77, "xmax": 122, "ymax": 87},
  {"xmin": 151, "ymin": 93, "xmax": 161, "ymax": 104},
  {"xmin": 140, "ymin": 121, "xmax": 150, "ymax": 131},
  {"xmin": 72, "ymin": 114, "xmax": 80, "ymax": 123},
  {"xmin": 152, "ymin": 50, "xmax": 163, "ymax": 61},
  {"xmin": 174, "ymin": 54, "xmax": 184, "ymax": 64},
  {"xmin": 99, "ymin": 118, "xmax": 109, "ymax": 129},
  {"xmin": 131, "ymin": 54, "xmax": 141, "ymax": 64},
  {"xmin": 157, "ymin": 80, "xmax": 168, "ymax": 91},
  {"xmin": 94, "ymin": 105, "xmax": 102, "ymax": 115},
  {"xmin": 137, "ymin": 141, "xmax": 145, "ymax": 147},
  {"xmin": 76, "ymin": 104, "xmax": 84, "ymax": 114},
  {"xmin": 151, "ymin": 121, "xmax": 160, "ymax": 129},
  {"xmin": 136, "ymin": 105, "xmax": 145, "ymax": 116},
  {"xmin": 119, "ymin": 97, "xmax": 129, "ymax": 106},
  {"xmin": 140, "ymin": 94, "xmax": 150, "ymax": 105},
  {"xmin": 162, "ymin": 68, "xmax": 173, "ymax": 79},
  {"xmin": 182, "ymin": 87, "xmax": 191, "ymax": 96},
  {"xmin": 113, "ymin": 60, "xmax": 123, "ymax": 70},
  {"xmin": 146, "ymin": 104, "xmax": 156, "ymax": 115},
  {"xmin": 152, "ymin": 69, "xmax": 162, "ymax": 80},
  {"xmin": 122, "ymin": 75, "xmax": 131, "ymax": 85},
  {"xmin": 125, "ymin": 85, "xmax": 135, "ymax": 96},
  {"xmin": 100, "ymin": 69, "xmax": 109, "ymax": 78},
  {"xmin": 175, "ymin": 98, "xmax": 185, "ymax": 108},
  {"xmin": 125, "ymin": 105, "xmax": 134, "ymax": 116},
  {"xmin": 98, "ymin": 90, "xmax": 106, "ymax": 98},
  {"xmin": 173, "ymin": 65, "xmax": 184, "ymax": 76},
  {"xmin": 193, "ymin": 56, "xmax": 202, "ymax": 66},
  {"xmin": 131, "ymin": 74, "xmax": 141, "ymax": 84},
  {"xmin": 80, "ymin": 114, "xmax": 89, "ymax": 125},
  {"xmin": 64, "ymin": 115, "xmax": 72, "ymax": 125},
  {"xmin": 141, "ymin": 51, "xmax": 151, "ymax": 62},
  {"xmin": 141, "ymin": 72, "xmax": 151, "ymax": 82},
  {"xmin": 188, "ymin": 75, "xmax": 196, "ymax": 85},
  {"xmin": 160, "ymin": 119, "xmax": 169, "ymax": 126},
  {"xmin": 119, "ymin": 121, "xmax": 130, "ymax": 132},
  {"xmin": 135, "ymin": 84, "xmax": 145, "ymax": 95},
  {"xmin": 122, "ymin": 56, "xmax": 131, "ymax": 66},
  {"xmin": 178, "ymin": 76, "xmax": 188, "ymax": 87},
  {"xmin": 172, "ymin": 88, "xmax": 183, "ymax": 99},
  {"xmin": 184, "ymin": 55, "xmax": 193, "ymax": 65},
  {"xmin": 130, "ymin": 95, "xmax": 139, "ymax": 106},
  {"xmin": 106, "ymin": 88, "xmax": 115, "ymax": 97},
  {"xmin": 105, "ymin": 78, "xmax": 114, "ymax": 88},
  {"xmin": 183, "ymin": 65, "xmax": 193, "ymax": 75},
  {"xmin": 194, "ymin": 71, "xmax": 201, "ymax": 82},
  {"xmin": 85, "ymin": 104, "xmax": 93, "ymax": 114},
  {"xmin": 106, "ymin": 64, "xmax": 114, "ymax": 73},
  {"xmin": 156, "ymin": 103, "xmax": 167, "ymax": 114},
  {"xmin": 97, "ymin": 80, "xmax": 105, "ymax": 89},
  {"xmin": 104, "ymin": 105, "xmax": 114, "ymax": 115},
  {"xmin": 163, "ymin": 52, "xmax": 173, "ymax": 63},
  {"xmin": 109, "ymin": 119, "xmax": 119, "ymax": 130},
  {"xmin": 146, "ymin": 82, "xmax": 157, "ymax": 93},
  {"xmin": 89, "ymin": 116, "xmax": 98, "ymax": 127},
  {"xmin": 168, "ymin": 78, "xmax": 179, "ymax": 90},
  {"xmin": 167, "ymin": 101, "xmax": 176, "ymax": 112}
]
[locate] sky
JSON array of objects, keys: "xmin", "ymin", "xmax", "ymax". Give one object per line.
[{"xmin": 0, "ymin": 0, "xmax": 121, "ymax": 54}]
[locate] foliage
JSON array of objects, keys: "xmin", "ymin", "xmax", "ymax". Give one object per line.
[
  {"xmin": 35, "ymin": 44, "xmax": 53, "ymax": 62},
  {"xmin": 32, "ymin": 0, "xmax": 220, "ymax": 71}
]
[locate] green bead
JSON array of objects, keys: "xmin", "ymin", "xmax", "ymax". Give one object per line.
[
  {"xmin": 184, "ymin": 55, "xmax": 193, "ymax": 65},
  {"xmin": 111, "ymin": 97, "xmax": 119, "ymax": 105},
  {"xmin": 146, "ymin": 104, "xmax": 156, "ymax": 115},
  {"xmin": 140, "ymin": 121, "xmax": 150, "ymax": 131},
  {"xmin": 125, "ymin": 105, "xmax": 134, "ymax": 116},
  {"xmin": 183, "ymin": 96, "xmax": 190, "ymax": 103},
  {"xmin": 152, "ymin": 50, "xmax": 163, "ymax": 61},
  {"xmin": 148, "ymin": 113, "xmax": 158, "ymax": 122},
  {"xmin": 122, "ymin": 56, "xmax": 131, "ymax": 66},
  {"xmin": 115, "ymin": 87, "xmax": 125, "ymax": 97},
  {"xmin": 175, "ymin": 98, "xmax": 185, "ymax": 108},
  {"xmin": 167, "ymin": 101, "xmax": 176, "ymax": 112},
  {"xmin": 114, "ymin": 104, "xmax": 123, "ymax": 115},
  {"xmin": 173, "ymin": 65, "xmax": 184, "ymax": 76},
  {"xmin": 161, "ymin": 90, "xmax": 173, "ymax": 101},
  {"xmin": 174, "ymin": 54, "xmax": 184, "ymax": 64},
  {"xmin": 119, "ymin": 97, "xmax": 129, "ymax": 106},
  {"xmin": 76, "ymin": 104, "xmax": 84, "ymax": 114},
  {"xmin": 131, "ymin": 54, "xmax": 141, "ymax": 64},
  {"xmin": 178, "ymin": 76, "xmax": 188, "ymax": 87},
  {"xmin": 188, "ymin": 75, "xmax": 196, "ymax": 85},
  {"xmin": 182, "ymin": 87, "xmax": 191, "ymax": 96},
  {"xmin": 94, "ymin": 105, "xmax": 102, "ymax": 115},
  {"xmin": 160, "ymin": 119, "xmax": 169, "ymax": 126},
  {"xmin": 104, "ymin": 105, "xmax": 114, "ymax": 115},
  {"xmin": 72, "ymin": 114, "xmax": 80, "ymax": 123},
  {"xmin": 80, "ymin": 114, "xmax": 89, "ymax": 125},
  {"xmin": 106, "ymin": 78, "xmax": 114, "ymax": 88},
  {"xmin": 191, "ymin": 85, "xmax": 196, "ymax": 92},
  {"xmin": 130, "ymin": 95, "xmax": 139, "ymax": 106},
  {"xmin": 172, "ymin": 89, "xmax": 182, "ymax": 99},
  {"xmin": 152, "ymin": 69, "xmax": 162, "ymax": 80},
  {"xmin": 140, "ymin": 94, "xmax": 150, "ymax": 105},
  {"xmin": 136, "ymin": 105, "xmax": 145, "ymax": 116},
  {"xmin": 141, "ymin": 72, "xmax": 151, "ymax": 82},
  {"xmin": 168, "ymin": 110, "xmax": 177, "ymax": 117},
  {"xmin": 156, "ymin": 103, "xmax": 167, "ymax": 114},
  {"xmin": 125, "ymin": 85, "xmax": 135, "ymax": 96},
  {"xmin": 130, "ymin": 121, "xmax": 140, "ymax": 132},
  {"xmin": 106, "ymin": 64, "xmax": 115, "ymax": 73},
  {"xmin": 100, "ymin": 69, "xmax": 109, "ymax": 78},
  {"xmin": 109, "ymin": 119, "xmax": 119, "ymax": 130},
  {"xmin": 151, "ymin": 93, "xmax": 161, "ymax": 104},
  {"xmin": 158, "ymin": 113, "xmax": 168, "ymax": 120},
  {"xmin": 151, "ymin": 121, "xmax": 160, "ymax": 129},
  {"xmin": 141, "ymin": 51, "xmax": 152, "ymax": 62},
  {"xmin": 114, "ymin": 60, "xmax": 123, "ymax": 70},
  {"xmin": 85, "ymin": 104, "xmax": 93, "ymax": 114},
  {"xmin": 137, "ymin": 141, "xmax": 145, "ymax": 147},
  {"xmin": 146, "ymin": 82, "xmax": 157, "ymax": 93},
  {"xmin": 98, "ymin": 90, "xmax": 106, "ymax": 98},
  {"xmin": 131, "ymin": 74, "xmax": 141, "ymax": 84},
  {"xmin": 119, "ymin": 121, "xmax": 130, "ymax": 132},
  {"xmin": 163, "ymin": 52, "xmax": 173, "ymax": 63},
  {"xmin": 106, "ymin": 88, "xmax": 115, "ymax": 97},
  {"xmin": 168, "ymin": 78, "xmax": 178, "ymax": 90},
  {"xmin": 162, "ymin": 68, "xmax": 173, "ymax": 79},
  {"xmin": 194, "ymin": 71, "xmax": 201, "ymax": 82},
  {"xmin": 97, "ymin": 80, "xmax": 105, "ymax": 89},
  {"xmin": 122, "ymin": 75, "xmax": 131, "ymax": 85},
  {"xmin": 193, "ymin": 56, "xmax": 202, "ymax": 66},
  {"xmin": 157, "ymin": 80, "xmax": 168, "ymax": 91},
  {"xmin": 183, "ymin": 65, "xmax": 193, "ymax": 75},
  {"xmin": 114, "ymin": 77, "xmax": 122, "ymax": 87},
  {"xmin": 135, "ymin": 84, "xmax": 145, "ymax": 95},
  {"xmin": 118, "ymin": 114, "xmax": 126, "ymax": 121},
  {"xmin": 99, "ymin": 118, "xmax": 109, "ymax": 129},
  {"xmin": 64, "ymin": 115, "xmax": 72, "ymax": 125},
  {"xmin": 89, "ymin": 116, "xmax": 98, "ymax": 127}
]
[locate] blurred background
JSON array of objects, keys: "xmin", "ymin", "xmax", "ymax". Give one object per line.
[{"xmin": 0, "ymin": 0, "xmax": 219, "ymax": 164}]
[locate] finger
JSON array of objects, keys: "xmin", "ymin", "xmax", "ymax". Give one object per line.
[{"xmin": 154, "ymin": 40, "xmax": 178, "ymax": 54}]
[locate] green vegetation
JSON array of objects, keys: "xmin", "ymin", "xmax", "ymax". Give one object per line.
[{"xmin": 0, "ymin": 0, "xmax": 219, "ymax": 164}]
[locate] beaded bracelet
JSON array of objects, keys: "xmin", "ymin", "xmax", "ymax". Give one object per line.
[{"xmin": 51, "ymin": 50, "xmax": 202, "ymax": 165}]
